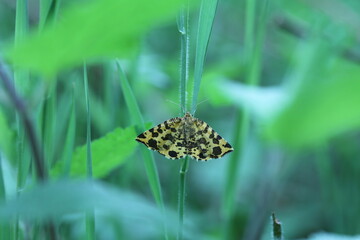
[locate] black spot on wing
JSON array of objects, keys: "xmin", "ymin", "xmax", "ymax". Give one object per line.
[
  {"xmin": 169, "ymin": 151, "xmax": 178, "ymax": 158},
  {"xmin": 212, "ymin": 146, "xmax": 222, "ymax": 156},
  {"xmin": 198, "ymin": 152, "xmax": 207, "ymax": 160},
  {"xmin": 198, "ymin": 138, "xmax": 207, "ymax": 144},
  {"xmin": 162, "ymin": 133, "xmax": 175, "ymax": 143},
  {"xmin": 148, "ymin": 139, "xmax": 158, "ymax": 149},
  {"xmin": 224, "ymin": 143, "xmax": 232, "ymax": 148},
  {"xmin": 223, "ymin": 149, "xmax": 233, "ymax": 155},
  {"xmin": 137, "ymin": 133, "xmax": 146, "ymax": 139},
  {"xmin": 212, "ymin": 138, "xmax": 219, "ymax": 144}
]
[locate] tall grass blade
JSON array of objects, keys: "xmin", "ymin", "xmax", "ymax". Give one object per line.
[
  {"xmin": 178, "ymin": 1, "xmax": 218, "ymax": 239},
  {"xmin": 83, "ymin": 64, "xmax": 95, "ymax": 240},
  {"xmin": 191, "ymin": 0, "xmax": 218, "ymax": 112},
  {"xmin": 177, "ymin": 5, "xmax": 189, "ymax": 115},
  {"xmin": 116, "ymin": 62, "xmax": 167, "ymax": 239}
]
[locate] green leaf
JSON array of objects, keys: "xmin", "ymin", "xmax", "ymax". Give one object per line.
[
  {"xmin": 0, "ymin": 179, "xmax": 162, "ymax": 221},
  {"xmin": 215, "ymin": 58, "xmax": 360, "ymax": 147},
  {"xmin": 6, "ymin": 0, "xmax": 191, "ymax": 76},
  {"xmin": 266, "ymin": 58, "xmax": 360, "ymax": 147},
  {"xmin": 306, "ymin": 232, "xmax": 360, "ymax": 240},
  {"xmin": 52, "ymin": 126, "xmax": 138, "ymax": 178}
]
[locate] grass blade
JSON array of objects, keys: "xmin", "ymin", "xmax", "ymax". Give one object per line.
[
  {"xmin": 178, "ymin": 0, "xmax": 218, "ymax": 239},
  {"xmin": 116, "ymin": 62, "xmax": 167, "ymax": 239},
  {"xmin": 83, "ymin": 64, "xmax": 95, "ymax": 240},
  {"xmin": 191, "ymin": 0, "xmax": 218, "ymax": 112}
]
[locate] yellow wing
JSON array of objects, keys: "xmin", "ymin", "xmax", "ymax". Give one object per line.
[
  {"xmin": 187, "ymin": 119, "xmax": 233, "ymax": 161},
  {"xmin": 136, "ymin": 117, "xmax": 186, "ymax": 159}
]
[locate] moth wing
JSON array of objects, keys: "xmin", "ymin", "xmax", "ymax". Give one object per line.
[
  {"xmin": 187, "ymin": 119, "xmax": 233, "ymax": 161},
  {"xmin": 136, "ymin": 117, "xmax": 186, "ymax": 159}
]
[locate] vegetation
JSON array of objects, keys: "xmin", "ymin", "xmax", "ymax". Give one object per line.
[{"xmin": 0, "ymin": 0, "xmax": 360, "ymax": 239}]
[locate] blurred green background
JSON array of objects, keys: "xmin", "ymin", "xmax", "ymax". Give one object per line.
[{"xmin": 1, "ymin": 0, "xmax": 360, "ymax": 239}]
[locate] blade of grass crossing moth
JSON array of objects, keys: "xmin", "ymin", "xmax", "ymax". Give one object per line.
[
  {"xmin": 83, "ymin": 64, "xmax": 95, "ymax": 240},
  {"xmin": 222, "ymin": 0, "xmax": 268, "ymax": 239},
  {"xmin": 116, "ymin": 62, "xmax": 168, "ymax": 239},
  {"xmin": 191, "ymin": 0, "xmax": 218, "ymax": 112},
  {"xmin": 177, "ymin": 3, "xmax": 191, "ymax": 240},
  {"xmin": 177, "ymin": 6, "xmax": 189, "ymax": 116},
  {"xmin": 177, "ymin": 1, "xmax": 218, "ymax": 239},
  {"xmin": 177, "ymin": 156, "xmax": 189, "ymax": 240}
]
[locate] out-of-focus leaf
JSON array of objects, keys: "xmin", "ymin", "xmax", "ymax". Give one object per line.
[
  {"xmin": 305, "ymin": 232, "xmax": 360, "ymax": 240},
  {"xmin": 266, "ymin": 58, "xmax": 360, "ymax": 147},
  {"xmin": 6, "ymin": 0, "xmax": 192, "ymax": 76},
  {"xmin": 212, "ymin": 58, "xmax": 360, "ymax": 147},
  {"xmin": 52, "ymin": 126, "xmax": 137, "ymax": 178},
  {"xmin": 211, "ymin": 79, "xmax": 287, "ymax": 120},
  {"xmin": 0, "ymin": 179, "xmax": 162, "ymax": 223}
]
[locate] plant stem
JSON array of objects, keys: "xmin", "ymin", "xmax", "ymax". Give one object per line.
[
  {"xmin": 178, "ymin": 5, "xmax": 189, "ymax": 115},
  {"xmin": 0, "ymin": 63, "xmax": 47, "ymax": 181},
  {"xmin": 177, "ymin": 2, "xmax": 190, "ymax": 239},
  {"xmin": 177, "ymin": 157, "xmax": 189, "ymax": 240},
  {"xmin": 83, "ymin": 64, "xmax": 95, "ymax": 240}
]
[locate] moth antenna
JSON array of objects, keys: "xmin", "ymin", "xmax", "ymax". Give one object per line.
[
  {"xmin": 166, "ymin": 99, "xmax": 186, "ymax": 116},
  {"xmin": 191, "ymin": 98, "xmax": 208, "ymax": 115}
]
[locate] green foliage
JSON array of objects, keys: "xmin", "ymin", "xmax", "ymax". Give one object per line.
[
  {"xmin": 6, "ymin": 0, "xmax": 189, "ymax": 76},
  {"xmin": 0, "ymin": 180, "xmax": 170, "ymax": 231},
  {"xmin": 1, "ymin": 0, "xmax": 360, "ymax": 239},
  {"xmin": 210, "ymin": 57, "xmax": 360, "ymax": 147},
  {"xmin": 266, "ymin": 58, "xmax": 360, "ymax": 147},
  {"xmin": 52, "ymin": 127, "xmax": 137, "ymax": 178}
]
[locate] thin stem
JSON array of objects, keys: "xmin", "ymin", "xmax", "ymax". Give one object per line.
[
  {"xmin": 0, "ymin": 64, "xmax": 59, "ymax": 240},
  {"xmin": 83, "ymin": 64, "xmax": 95, "ymax": 240},
  {"xmin": 177, "ymin": 157, "xmax": 189, "ymax": 240},
  {"xmin": 178, "ymin": 5, "xmax": 190, "ymax": 115},
  {"xmin": 83, "ymin": 64, "xmax": 93, "ymax": 179},
  {"xmin": 177, "ymin": 2, "xmax": 190, "ymax": 239},
  {"xmin": 0, "ymin": 63, "xmax": 46, "ymax": 181}
]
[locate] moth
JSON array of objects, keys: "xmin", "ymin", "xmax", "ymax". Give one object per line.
[{"xmin": 136, "ymin": 112, "xmax": 233, "ymax": 161}]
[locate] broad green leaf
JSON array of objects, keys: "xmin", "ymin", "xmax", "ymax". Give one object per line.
[
  {"xmin": 266, "ymin": 58, "xmax": 360, "ymax": 147},
  {"xmin": 52, "ymin": 126, "xmax": 138, "ymax": 178},
  {"xmin": 213, "ymin": 58, "xmax": 360, "ymax": 147},
  {"xmin": 6, "ymin": 0, "xmax": 191, "ymax": 76}
]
